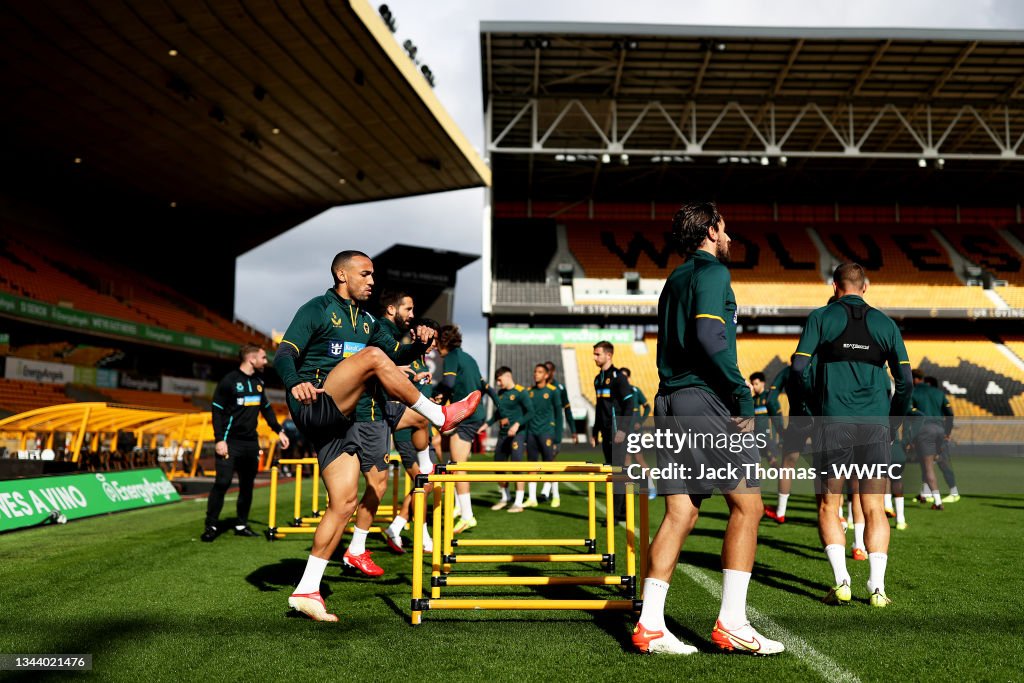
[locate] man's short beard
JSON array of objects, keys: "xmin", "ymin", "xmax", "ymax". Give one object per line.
[{"xmin": 716, "ymin": 240, "xmax": 730, "ymax": 262}]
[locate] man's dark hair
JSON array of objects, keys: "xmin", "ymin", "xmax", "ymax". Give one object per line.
[
  {"xmin": 544, "ymin": 361, "xmax": 557, "ymax": 373},
  {"xmin": 833, "ymin": 262, "xmax": 867, "ymax": 292},
  {"xmin": 925, "ymin": 376, "xmax": 939, "ymax": 388},
  {"xmin": 670, "ymin": 201, "xmax": 722, "ymax": 255},
  {"xmin": 331, "ymin": 250, "xmax": 370, "ymax": 285},
  {"xmin": 912, "ymin": 368, "xmax": 925, "ymax": 381},
  {"xmin": 439, "ymin": 324, "xmax": 462, "ymax": 350},
  {"xmin": 535, "ymin": 363, "xmax": 549, "ymax": 372},
  {"xmin": 749, "ymin": 372, "xmax": 766, "ymax": 383},
  {"xmin": 238, "ymin": 343, "xmax": 262, "ymax": 362},
  {"xmin": 620, "ymin": 367, "xmax": 631, "ymax": 378},
  {"xmin": 593, "ymin": 340, "xmax": 614, "ymax": 354},
  {"xmin": 495, "ymin": 366, "xmax": 512, "ymax": 379},
  {"xmin": 379, "ymin": 290, "xmax": 411, "ymax": 315}
]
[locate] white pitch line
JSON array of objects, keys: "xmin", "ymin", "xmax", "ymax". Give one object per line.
[{"xmin": 565, "ymin": 482, "xmax": 860, "ymax": 683}]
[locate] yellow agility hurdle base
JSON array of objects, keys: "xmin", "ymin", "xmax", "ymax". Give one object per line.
[
  {"xmin": 265, "ymin": 455, "xmax": 411, "ymax": 540},
  {"xmin": 408, "ymin": 462, "xmax": 648, "ymax": 625}
]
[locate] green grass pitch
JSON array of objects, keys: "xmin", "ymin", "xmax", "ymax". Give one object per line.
[{"xmin": 1, "ymin": 453, "xmax": 1022, "ymax": 682}]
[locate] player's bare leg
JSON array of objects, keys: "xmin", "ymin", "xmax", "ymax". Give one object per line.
[
  {"xmin": 289, "ymin": 454, "xmax": 361, "ymax": 621},
  {"xmin": 319, "ymin": 347, "xmax": 479, "ymax": 433},
  {"xmin": 858, "ymin": 477, "xmax": 892, "ymax": 605}
]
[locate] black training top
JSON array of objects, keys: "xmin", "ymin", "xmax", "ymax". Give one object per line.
[{"xmin": 211, "ymin": 369, "xmax": 282, "ymax": 443}]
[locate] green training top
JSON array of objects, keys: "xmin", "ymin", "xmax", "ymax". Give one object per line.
[
  {"xmin": 274, "ymin": 288, "xmax": 425, "ymax": 416},
  {"xmin": 791, "ymin": 295, "xmax": 912, "ymax": 424},
  {"xmin": 527, "ymin": 383, "xmax": 559, "ymax": 436},
  {"xmin": 441, "ymin": 347, "xmax": 489, "ymax": 422},
  {"xmin": 551, "ymin": 380, "xmax": 571, "ymax": 441},
  {"xmin": 656, "ymin": 250, "xmax": 753, "ymax": 416},
  {"xmin": 631, "ymin": 386, "xmax": 651, "ymax": 420},
  {"xmin": 488, "ymin": 384, "xmax": 533, "ymax": 437},
  {"xmin": 911, "ymin": 382, "xmax": 954, "ymax": 433}
]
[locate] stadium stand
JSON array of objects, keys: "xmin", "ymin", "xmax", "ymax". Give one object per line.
[
  {"xmin": 6, "ymin": 342, "xmax": 119, "ymax": 367},
  {"xmin": 560, "ymin": 217, "xmax": 996, "ymax": 310},
  {"xmin": 940, "ymin": 225, "xmax": 1024, "ymax": 282},
  {"xmin": 1, "ymin": 233, "xmax": 269, "ymax": 346},
  {"xmin": 99, "ymin": 388, "xmax": 199, "ymax": 412},
  {"xmin": 0, "ymin": 378, "xmax": 75, "ymax": 415},
  {"xmin": 493, "ymin": 344, "xmax": 562, "ymax": 394},
  {"xmin": 905, "ymin": 336, "xmax": 1024, "ymax": 416},
  {"xmin": 491, "ymin": 219, "xmax": 561, "ymax": 306}
]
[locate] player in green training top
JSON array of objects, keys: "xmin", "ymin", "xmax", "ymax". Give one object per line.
[
  {"xmin": 789, "ymin": 262, "xmax": 913, "ymax": 609},
  {"xmin": 525, "ymin": 364, "xmax": 561, "ymax": 507},
  {"xmin": 633, "ymin": 201, "xmax": 784, "ymax": 657},
  {"xmin": 276, "ymin": 251, "xmax": 481, "ymax": 622},
  {"xmin": 434, "ymin": 324, "xmax": 497, "ymax": 534},
  {"xmin": 543, "ymin": 361, "xmax": 576, "ymax": 447},
  {"xmin": 487, "ymin": 366, "xmax": 533, "ymax": 512},
  {"xmin": 538, "ymin": 361, "xmax": 576, "ymax": 504},
  {"xmin": 910, "ymin": 370, "xmax": 956, "ymax": 509}
]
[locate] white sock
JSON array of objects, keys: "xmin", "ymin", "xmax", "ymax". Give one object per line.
[
  {"xmin": 498, "ymin": 486, "xmax": 509, "ymax": 502},
  {"xmin": 527, "ymin": 482, "xmax": 537, "ymax": 501},
  {"xmin": 884, "ymin": 493, "xmax": 893, "ymax": 509},
  {"xmin": 921, "ymin": 482, "xmax": 931, "ymax": 496},
  {"xmin": 867, "ymin": 552, "xmax": 888, "ymax": 593},
  {"xmin": 513, "ymin": 489, "xmax": 525, "ymax": 506},
  {"xmin": 950, "ymin": 486, "xmax": 959, "ymax": 496},
  {"xmin": 422, "ymin": 523, "xmax": 431, "ymax": 545},
  {"xmin": 235, "ymin": 524, "xmax": 247, "ymax": 530},
  {"xmin": 458, "ymin": 493, "xmax": 474, "ymax": 520},
  {"xmin": 541, "ymin": 482, "xmax": 552, "ymax": 497},
  {"xmin": 933, "ymin": 490, "xmax": 943, "ymax": 506},
  {"xmin": 416, "ymin": 449, "xmax": 434, "ymax": 474},
  {"xmin": 776, "ymin": 493, "xmax": 790, "ymax": 518},
  {"xmin": 388, "ymin": 515, "xmax": 407, "ymax": 536},
  {"xmin": 718, "ymin": 569, "xmax": 751, "ymax": 630},
  {"xmin": 825, "ymin": 544, "xmax": 851, "ymax": 586},
  {"xmin": 639, "ymin": 578, "xmax": 669, "ymax": 631},
  {"xmin": 551, "ymin": 482, "xmax": 560, "ymax": 499},
  {"xmin": 854, "ymin": 523, "xmax": 865, "ymax": 550},
  {"xmin": 846, "ymin": 502, "xmax": 853, "ymax": 524},
  {"xmin": 411, "ymin": 395, "xmax": 444, "ymax": 428},
  {"xmin": 895, "ymin": 496, "xmax": 905, "ymax": 524},
  {"xmin": 348, "ymin": 527, "xmax": 370, "ymax": 555},
  {"xmin": 295, "ymin": 555, "xmax": 329, "ymax": 594}
]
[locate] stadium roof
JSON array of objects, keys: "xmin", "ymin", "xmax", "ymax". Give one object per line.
[
  {"xmin": 481, "ymin": 22, "xmax": 1024, "ymax": 203},
  {"xmin": 0, "ymin": 0, "xmax": 489, "ymax": 251}
]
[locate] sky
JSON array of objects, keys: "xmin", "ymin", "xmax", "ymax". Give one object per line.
[{"xmin": 236, "ymin": 0, "xmax": 1024, "ymax": 370}]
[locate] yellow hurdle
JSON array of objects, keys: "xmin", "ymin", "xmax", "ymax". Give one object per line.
[
  {"xmin": 266, "ymin": 454, "xmax": 410, "ymax": 539},
  {"xmin": 410, "ymin": 468, "xmax": 646, "ymax": 623}
]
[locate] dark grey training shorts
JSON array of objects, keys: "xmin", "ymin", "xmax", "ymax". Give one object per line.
[{"xmin": 653, "ymin": 387, "xmax": 760, "ymax": 498}]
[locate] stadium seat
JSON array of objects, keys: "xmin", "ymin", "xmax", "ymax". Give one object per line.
[{"xmin": 0, "ymin": 378, "xmax": 75, "ymax": 415}]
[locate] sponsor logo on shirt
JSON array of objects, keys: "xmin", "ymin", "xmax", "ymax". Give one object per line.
[
  {"xmin": 329, "ymin": 341, "xmax": 344, "ymax": 356},
  {"xmin": 243, "ymin": 395, "xmax": 262, "ymax": 406},
  {"xmin": 843, "ymin": 343, "xmax": 871, "ymax": 350},
  {"xmin": 236, "ymin": 382, "xmax": 244, "ymax": 392},
  {"xmin": 343, "ymin": 341, "xmax": 366, "ymax": 358}
]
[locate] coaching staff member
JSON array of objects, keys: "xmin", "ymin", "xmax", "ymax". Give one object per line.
[{"xmin": 202, "ymin": 344, "xmax": 290, "ymax": 542}]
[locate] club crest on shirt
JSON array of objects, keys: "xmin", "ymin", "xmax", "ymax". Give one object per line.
[
  {"xmin": 543, "ymin": 392, "xmax": 549, "ymax": 399},
  {"xmin": 363, "ymin": 322, "xmax": 370, "ymax": 334},
  {"xmin": 331, "ymin": 311, "xmax": 343, "ymax": 327},
  {"xmin": 329, "ymin": 341, "xmax": 344, "ymax": 356},
  {"xmin": 256, "ymin": 385, "xmax": 262, "ymax": 392},
  {"xmin": 510, "ymin": 395, "xmax": 516, "ymax": 401}
]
